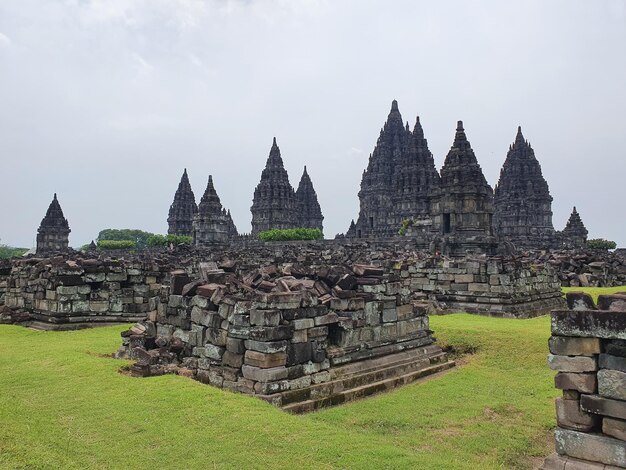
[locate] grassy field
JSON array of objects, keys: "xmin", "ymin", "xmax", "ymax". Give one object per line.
[
  {"xmin": 562, "ymin": 285, "xmax": 625, "ymax": 302},
  {"xmin": 0, "ymin": 286, "xmax": 620, "ymax": 470}
]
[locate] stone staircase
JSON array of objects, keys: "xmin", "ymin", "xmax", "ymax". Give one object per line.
[{"xmin": 258, "ymin": 344, "xmax": 455, "ymax": 413}]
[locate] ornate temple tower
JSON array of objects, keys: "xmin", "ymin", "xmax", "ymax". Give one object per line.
[
  {"xmin": 561, "ymin": 206, "xmax": 588, "ymax": 248},
  {"xmin": 493, "ymin": 127, "xmax": 554, "ymax": 247},
  {"xmin": 431, "ymin": 121, "xmax": 494, "ymax": 239},
  {"xmin": 250, "ymin": 138, "xmax": 298, "ymax": 235},
  {"xmin": 355, "ymin": 100, "xmax": 411, "ymax": 238},
  {"xmin": 295, "ymin": 166, "xmax": 324, "ymax": 232},
  {"xmin": 36, "ymin": 193, "xmax": 71, "ymax": 254},
  {"xmin": 167, "ymin": 169, "xmax": 197, "ymax": 237},
  {"xmin": 391, "ymin": 115, "xmax": 441, "ymax": 229},
  {"xmin": 193, "ymin": 175, "xmax": 238, "ymax": 245}
]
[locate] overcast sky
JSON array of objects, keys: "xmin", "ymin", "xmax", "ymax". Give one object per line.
[{"xmin": 1, "ymin": 0, "xmax": 625, "ymax": 248}]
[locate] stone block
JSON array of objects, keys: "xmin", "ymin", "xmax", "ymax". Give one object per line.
[
  {"xmin": 548, "ymin": 355, "xmax": 597, "ymax": 373},
  {"xmin": 603, "ymin": 417, "xmax": 626, "ymax": 442},
  {"xmin": 554, "ymin": 427, "xmax": 626, "ymax": 467},
  {"xmin": 315, "ymin": 313, "xmax": 339, "ymax": 326},
  {"xmin": 555, "ymin": 373, "xmax": 597, "ymax": 394},
  {"xmin": 382, "ymin": 308, "xmax": 397, "ymax": 323},
  {"xmin": 245, "ymin": 350, "xmax": 287, "ymax": 368},
  {"xmin": 245, "ymin": 340, "xmax": 287, "ymax": 353},
  {"xmin": 222, "ymin": 351, "xmax": 244, "ymax": 368},
  {"xmin": 286, "ymin": 342, "xmax": 312, "ymax": 366},
  {"xmin": 226, "ymin": 337, "xmax": 246, "ymax": 354},
  {"xmin": 249, "ymin": 325, "xmax": 292, "ymax": 341},
  {"xmin": 599, "ymin": 354, "xmax": 626, "ymax": 372},
  {"xmin": 581, "ymin": 394, "xmax": 626, "ymax": 420},
  {"xmin": 291, "ymin": 329, "xmax": 308, "ymax": 343},
  {"xmin": 292, "ymin": 318, "xmax": 314, "ymax": 330},
  {"xmin": 551, "ymin": 310, "xmax": 626, "ymax": 340},
  {"xmin": 549, "ymin": 337, "xmax": 601, "ymax": 356},
  {"xmin": 555, "ymin": 398, "xmax": 599, "ymax": 432},
  {"xmin": 597, "ymin": 294, "xmax": 626, "ymax": 311},
  {"xmin": 241, "ymin": 365, "xmax": 289, "ymax": 382},
  {"xmin": 204, "ymin": 344, "xmax": 226, "ymax": 360},
  {"xmin": 598, "ymin": 369, "xmax": 626, "ymax": 401},
  {"xmin": 396, "ymin": 304, "xmax": 413, "ymax": 321},
  {"xmin": 565, "ymin": 292, "xmax": 597, "ymax": 310}
]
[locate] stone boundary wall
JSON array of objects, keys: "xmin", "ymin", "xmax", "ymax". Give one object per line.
[
  {"xmin": 541, "ymin": 291, "xmax": 626, "ymax": 469},
  {"xmin": 116, "ymin": 262, "xmax": 454, "ymax": 411},
  {"xmin": 0, "ymin": 254, "xmax": 195, "ymax": 329},
  {"xmin": 0, "ymin": 241, "xmax": 568, "ymax": 325}
]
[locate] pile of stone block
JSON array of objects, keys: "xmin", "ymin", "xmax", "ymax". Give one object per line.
[
  {"xmin": 541, "ymin": 291, "xmax": 626, "ymax": 469},
  {"xmin": 536, "ymin": 249, "xmax": 626, "ymax": 288},
  {"xmin": 118, "ymin": 261, "xmax": 454, "ymax": 412}
]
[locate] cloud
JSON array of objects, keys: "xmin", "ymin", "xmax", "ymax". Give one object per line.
[{"xmin": 0, "ymin": 32, "xmax": 11, "ymax": 48}]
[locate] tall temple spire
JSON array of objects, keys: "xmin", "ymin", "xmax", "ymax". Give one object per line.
[
  {"xmin": 167, "ymin": 169, "xmax": 197, "ymax": 237},
  {"xmin": 493, "ymin": 126, "xmax": 554, "ymax": 247},
  {"xmin": 36, "ymin": 193, "xmax": 71, "ymax": 254},
  {"xmin": 193, "ymin": 175, "xmax": 237, "ymax": 245},
  {"xmin": 561, "ymin": 206, "xmax": 588, "ymax": 248},
  {"xmin": 250, "ymin": 138, "xmax": 298, "ymax": 235},
  {"xmin": 295, "ymin": 165, "xmax": 324, "ymax": 232},
  {"xmin": 433, "ymin": 121, "xmax": 494, "ymax": 240}
]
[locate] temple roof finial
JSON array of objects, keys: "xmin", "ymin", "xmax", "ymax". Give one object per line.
[{"xmin": 391, "ymin": 99, "xmax": 398, "ymax": 111}]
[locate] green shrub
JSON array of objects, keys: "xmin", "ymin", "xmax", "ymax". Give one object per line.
[
  {"xmin": 147, "ymin": 234, "xmax": 192, "ymax": 246},
  {"xmin": 97, "ymin": 229, "xmax": 155, "ymax": 249},
  {"xmin": 0, "ymin": 244, "xmax": 28, "ymax": 259},
  {"xmin": 587, "ymin": 238, "xmax": 617, "ymax": 250},
  {"xmin": 258, "ymin": 228, "xmax": 323, "ymax": 241},
  {"xmin": 97, "ymin": 240, "xmax": 136, "ymax": 250}
]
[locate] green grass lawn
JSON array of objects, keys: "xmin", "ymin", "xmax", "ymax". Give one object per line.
[
  {"xmin": 0, "ymin": 286, "xmax": 621, "ymax": 470},
  {"xmin": 562, "ymin": 285, "xmax": 626, "ymax": 302}
]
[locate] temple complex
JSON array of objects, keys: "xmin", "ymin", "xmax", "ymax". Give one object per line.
[
  {"xmin": 36, "ymin": 193, "xmax": 70, "ymax": 254},
  {"xmin": 494, "ymin": 127, "xmax": 555, "ymax": 247},
  {"xmin": 167, "ymin": 169, "xmax": 197, "ymax": 237},
  {"xmin": 295, "ymin": 166, "xmax": 324, "ymax": 232},
  {"xmin": 193, "ymin": 175, "xmax": 238, "ymax": 245}
]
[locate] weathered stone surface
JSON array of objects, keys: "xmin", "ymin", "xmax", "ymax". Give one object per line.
[
  {"xmin": 244, "ymin": 350, "xmax": 287, "ymax": 369},
  {"xmin": 555, "ymin": 373, "xmax": 597, "ymax": 394},
  {"xmin": 554, "ymin": 427, "xmax": 626, "ymax": 467},
  {"xmin": 581, "ymin": 395, "xmax": 626, "ymax": 420},
  {"xmin": 549, "ymin": 337, "xmax": 601, "ymax": 356},
  {"xmin": 548, "ymin": 355, "xmax": 597, "ymax": 373},
  {"xmin": 603, "ymin": 417, "xmax": 626, "ymax": 442},
  {"xmin": 565, "ymin": 292, "xmax": 597, "ymax": 311},
  {"xmin": 555, "ymin": 397, "xmax": 599, "ymax": 432},
  {"xmin": 598, "ymin": 369, "xmax": 626, "ymax": 401},
  {"xmin": 561, "ymin": 207, "xmax": 588, "ymax": 249},
  {"xmin": 241, "ymin": 364, "xmax": 289, "ymax": 382},
  {"xmin": 295, "ymin": 166, "xmax": 324, "ymax": 232},
  {"xmin": 599, "ymin": 354, "xmax": 626, "ymax": 373},
  {"xmin": 551, "ymin": 310, "xmax": 626, "ymax": 340},
  {"xmin": 597, "ymin": 294, "xmax": 626, "ymax": 312}
]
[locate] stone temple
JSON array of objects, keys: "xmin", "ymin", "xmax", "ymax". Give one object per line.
[
  {"xmin": 493, "ymin": 127, "xmax": 555, "ymax": 247},
  {"xmin": 193, "ymin": 175, "xmax": 238, "ymax": 245},
  {"xmin": 36, "ymin": 193, "xmax": 70, "ymax": 254},
  {"xmin": 250, "ymin": 138, "xmax": 323, "ymax": 236},
  {"xmin": 346, "ymin": 100, "xmax": 588, "ymax": 252},
  {"xmin": 561, "ymin": 206, "xmax": 588, "ymax": 248},
  {"xmin": 167, "ymin": 169, "xmax": 197, "ymax": 237}
]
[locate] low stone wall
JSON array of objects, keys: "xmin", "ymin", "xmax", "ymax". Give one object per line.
[
  {"xmin": 392, "ymin": 257, "xmax": 564, "ymax": 318},
  {"xmin": 0, "ymin": 254, "xmax": 191, "ymax": 329},
  {"xmin": 117, "ymin": 262, "xmax": 454, "ymax": 412},
  {"xmin": 541, "ymin": 291, "xmax": 626, "ymax": 469}
]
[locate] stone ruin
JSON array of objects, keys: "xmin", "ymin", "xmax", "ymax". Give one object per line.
[
  {"xmin": 541, "ymin": 291, "xmax": 626, "ymax": 469},
  {"xmin": 116, "ymin": 258, "xmax": 454, "ymax": 412},
  {"xmin": 167, "ymin": 168, "xmax": 197, "ymax": 237},
  {"xmin": 192, "ymin": 175, "xmax": 238, "ymax": 245},
  {"xmin": 36, "ymin": 193, "xmax": 71, "ymax": 255}
]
